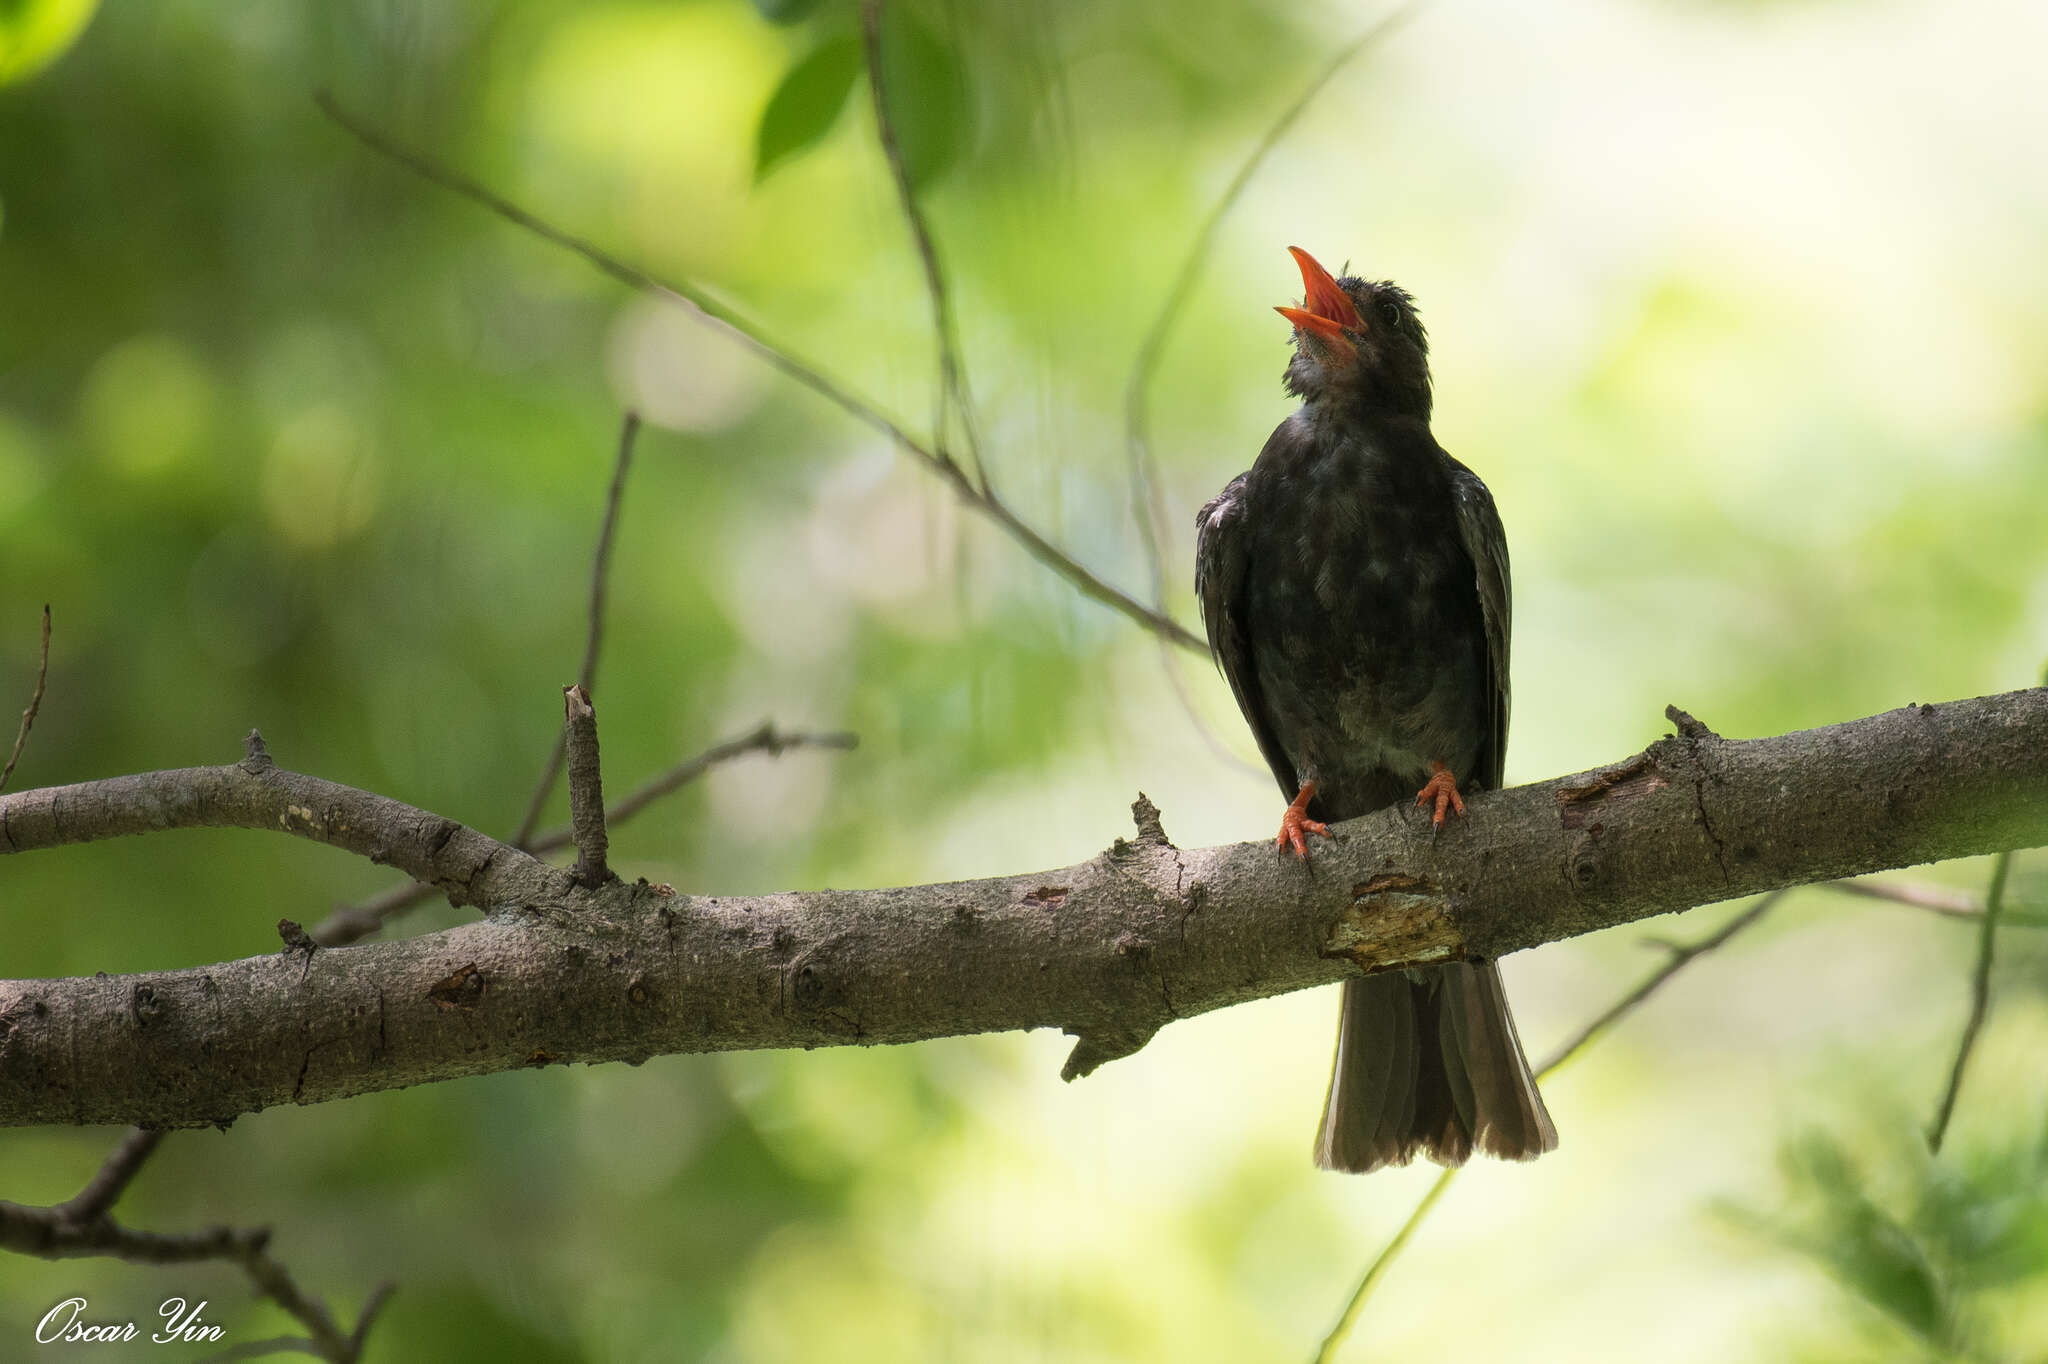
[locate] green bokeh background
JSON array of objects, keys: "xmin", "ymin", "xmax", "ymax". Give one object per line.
[{"xmin": 4, "ymin": 0, "xmax": 2046, "ymax": 1359}]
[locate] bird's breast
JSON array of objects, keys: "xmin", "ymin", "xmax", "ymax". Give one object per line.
[{"xmin": 1241, "ymin": 438, "xmax": 1489, "ymax": 813}]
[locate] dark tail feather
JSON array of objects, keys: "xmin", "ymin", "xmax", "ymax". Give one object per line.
[{"xmin": 1313, "ymin": 961, "xmax": 1557, "ymax": 1173}]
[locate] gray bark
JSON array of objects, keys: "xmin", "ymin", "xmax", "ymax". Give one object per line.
[{"xmin": 2, "ymin": 689, "xmax": 2044, "ymax": 1129}]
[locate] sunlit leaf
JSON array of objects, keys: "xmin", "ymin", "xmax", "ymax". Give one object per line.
[
  {"xmin": 0, "ymin": 0, "xmax": 99, "ymax": 86},
  {"xmin": 755, "ymin": 33, "xmax": 862, "ymax": 182}
]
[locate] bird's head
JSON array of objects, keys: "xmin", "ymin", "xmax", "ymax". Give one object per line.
[{"xmin": 1276, "ymin": 246, "xmax": 1431, "ymax": 419}]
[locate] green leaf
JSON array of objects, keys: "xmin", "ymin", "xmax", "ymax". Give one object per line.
[
  {"xmin": 754, "ymin": 34, "xmax": 863, "ymax": 183},
  {"xmin": 0, "ymin": 0, "xmax": 100, "ymax": 86},
  {"xmin": 877, "ymin": 6, "xmax": 971, "ymax": 190},
  {"xmin": 751, "ymin": 0, "xmax": 828, "ymax": 27}
]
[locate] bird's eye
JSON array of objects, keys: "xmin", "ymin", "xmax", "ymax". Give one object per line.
[{"xmin": 1380, "ymin": 301, "xmax": 1402, "ymax": 328}]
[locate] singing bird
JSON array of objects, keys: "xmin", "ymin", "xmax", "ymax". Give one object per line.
[{"xmin": 1195, "ymin": 247, "xmax": 1557, "ymax": 1172}]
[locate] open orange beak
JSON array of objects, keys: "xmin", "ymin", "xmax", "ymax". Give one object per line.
[{"xmin": 1275, "ymin": 245, "xmax": 1362, "ymax": 354}]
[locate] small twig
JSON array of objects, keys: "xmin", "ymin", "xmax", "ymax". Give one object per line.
[
  {"xmin": 1, "ymin": 603, "xmax": 51, "ymax": 794},
  {"xmin": 859, "ymin": 0, "xmax": 986, "ymax": 489},
  {"xmin": 200, "ymin": 1337, "xmax": 326, "ymax": 1362},
  {"xmin": 566, "ymin": 721, "xmax": 856, "ymax": 840},
  {"xmin": 1535, "ymin": 890, "xmax": 1784, "ymax": 1075},
  {"xmin": 1119, "ymin": 13, "xmax": 1411, "ymax": 773},
  {"xmin": 53, "ymin": 1127, "xmax": 164, "ymax": 1225},
  {"xmin": 562, "ymin": 684, "xmax": 610, "ymax": 887},
  {"xmin": 1824, "ymin": 875, "xmax": 2048, "ymax": 928},
  {"xmin": 306, "ymin": 724, "xmax": 858, "ymax": 946},
  {"xmin": 314, "ymin": 91, "xmax": 1202, "ymax": 654},
  {"xmin": 1927, "ymin": 851, "xmax": 2013, "ymax": 1154},
  {"xmin": 1123, "ymin": 8, "xmax": 1413, "ymax": 610},
  {"xmin": 1826, "ymin": 876, "xmax": 1981, "ymax": 917},
  {"xmin": 1313, "ymin": 889, "xmax": 1783, "ymax": 1361},
  {"xmin": 347, "ymin": 1282, "xmax": 397, "ymax": 1355},
  {"xmin": 1312, "ymin": 1165, "xmax": 1457, "ymax": 1364},
  {"xmin": 1, "ymin": 1180, "xmax": 373, "ymax": 1362},
  {"xmin": 512, "ymin": 412, "xmax": 641, "ymax": 847}
]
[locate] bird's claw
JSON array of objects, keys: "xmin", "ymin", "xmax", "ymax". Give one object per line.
[
  {"xmin": 1415, "ymin": 765, "xmax": 1467, "ymax": 831},
  {"xmin": 1275, "ymin": 806, "xmax": 1331, "ymax": 861}
]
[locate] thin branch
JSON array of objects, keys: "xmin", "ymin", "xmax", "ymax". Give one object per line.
[
  {"xmin": 0, "ymin": 1184, "xmax": 377, "ymax": 1362},
  {"xmin": 314, "ymin": 92, "xmax": 1200, "ymax": 653},
  {"xmin": 1123, "ymin": 6, "xmax": 1414, "ymax": 608},
  {"xmin": 1927, "ymin": 850, "xmax": 2013, "ymax": 1153},
  {"xmin": 859, "ymin": 0, "xmax": 986, "ymax": 489},
  {"xmin": 53, "ymin": 1126, "xmax": 163, "ymax": 1224},
  {"xmin": 304, "ymin": 723, "xmax": 859, "ymax": 947},
  {"xmin": 562, "ymin": 685, "xmax": 610, "ymax": 887},
  {"xmin": 561, "ymin": 721, "xmax": 856, "ymax": 842},
  {"xmin": 1825, "ymin": 876, "xmax": 1982, "ymax": 917},
  {"xmin": 7, "ymin": 687, "xmax": 2047, "ymax": 1128},
  {"xmin": 1824, "ymin": 875, "xmax": 2048, "ymax": 928},
  {"xmin": 512, "ymin": 412, "xmax": 641, "ymax": 848},
  {"xmin": 1, "ymin": 603, "xmax": 51, "ymax": 794},
  {"xmin": 1119, "ymin": 12, "xmax": 1413, "ymax": 772},
  {"xmin": 1536, "ymin": 889, "xmax": 1786, "ymax": 1075},
  {"xmin": 1313, "ymin": 890, "xmax": 1784, "ymax": 1362},
  {"xmin": 200, "ymin": 1337, "xmax": 326, "ymax": 1363},
  {"xmin": 1312, "ymin": 1165, "xmax": 1457, "ymax": 1364}
]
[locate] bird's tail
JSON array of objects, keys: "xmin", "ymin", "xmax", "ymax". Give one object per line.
[{"xmin": 1313, "ymin": 961, "xmax": 1557, "ymax": 1173}]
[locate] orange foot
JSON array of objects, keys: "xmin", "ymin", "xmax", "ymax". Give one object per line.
[
  {"xmin": 1276, "ymin": 781, "xmax": 1332, "ymax": 861},
  {"xmin": 1415, "ymin": 761, "xmax": 1467, "ymax": 831}
]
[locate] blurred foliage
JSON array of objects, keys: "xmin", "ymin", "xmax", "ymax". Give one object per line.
[
  {"xmin": 1722, "ymin": 1115, "xmax": 2048, "ymax": 1362},
  {"xmin": 2, "ymin": 0, "xmax": 2047, "ymax": 1359},
  {"xmin": 0, "ymin": 0, "xmax": 97, "ymax": 86}
]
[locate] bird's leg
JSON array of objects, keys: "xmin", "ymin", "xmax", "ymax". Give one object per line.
[
  {"xmin": 1276, "ymin": 781, "xmax": 1332, "ymax": 860},
  {"xmin": 1415, "ymin": 761, "xmax": 1468, "ymax": 831}
]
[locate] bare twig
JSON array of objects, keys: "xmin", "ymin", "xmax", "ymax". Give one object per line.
[
  {"xmin": 562, "ymin": 720, "xmax": 857, "ymax": 840},
  {"xmin": 1313, "ymin": 889, "xmax": 1784, "ymax": 1362},
  {"xmin": 513, "ymin": 412, "xmax": 641, "ymax": 848},
  {"xmin": 1927, "ymin": 851, "xmax": 2013, "ymax": 1153},
  {"xmin": 1536, "ymin": 889, "xmax": 1786, "ymax": 1075},
  {"xmin": 1312, "ymin": 1165, "xmax": 1457, "ymax": 1364},
  {"xmin": 305, "ymin": 723, "xmax": 859, "ymax": 946},
  {"xmin": 1825, "ymin": 876, "xmax": 1981, "ymax": 917},
  {"xmin": 0, "ymin": 1158, "xmax": 383, "ymax": 1362},
  {"xmin": 1123, "ymin": 8, "xmax": 1414, "ymax": 607},
  {"xmin": 562, "ymin": 684, "xmax": 611, "ymax": 887},
  {"xmin": 1824, "ymin": 875, "xmax": 2048, "ymax": 928},
  {"xmin": 1, "ymin": 604, "xmax": 51, "ymax": 794},
  {"xmin": 859, "ymin": 0, "xmax": 986, "ymax": 489},
  {"xmin": 53, "ymin": 1127, "xmax": 164, "ymax": 1224},
  {"xmin": 1120, "ymin": 12, "xmax": 1413, "ymax": 774},
  {"xmin": 314, "ymin": 93, "xmax": 1201, "ymax": 652}
]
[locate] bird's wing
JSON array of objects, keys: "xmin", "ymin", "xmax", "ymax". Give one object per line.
[
  {"xmin": 1446, "ymin": 460, "xmax": 1511, "ymax": 789},
  {"xmin": 1195, "ymin": 471, "xmax": 1298, "ymax": 799}
]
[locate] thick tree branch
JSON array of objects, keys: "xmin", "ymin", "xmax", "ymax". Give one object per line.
[{"xmin": 2, "ymin": 688, "xmax": 2045, "ymax": 1128}]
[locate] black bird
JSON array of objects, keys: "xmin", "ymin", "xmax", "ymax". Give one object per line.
[{"xmin": 1195, "ymin": 246, "xmax": 1556, "ymax": 1173}]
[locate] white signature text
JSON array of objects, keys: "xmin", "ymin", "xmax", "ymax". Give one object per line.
[{"xmin": 35, "ymin": 1297, "xmax": 223, "ymax": 1345}]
